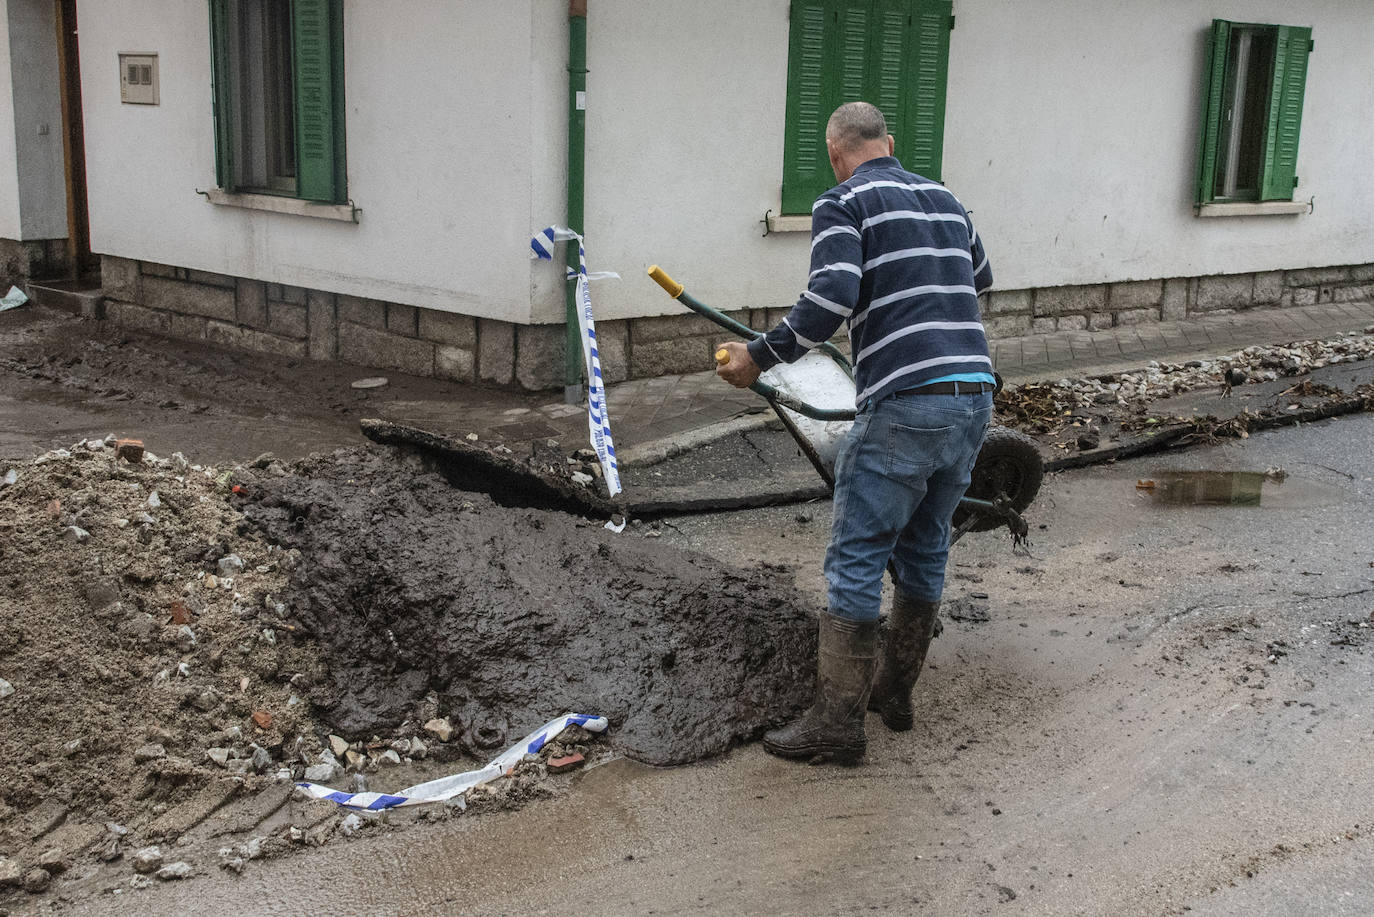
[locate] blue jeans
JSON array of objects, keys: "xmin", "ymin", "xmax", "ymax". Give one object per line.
[{"xmin": 824, "ymin": 390, "xmax": 993, "ymax": 621}]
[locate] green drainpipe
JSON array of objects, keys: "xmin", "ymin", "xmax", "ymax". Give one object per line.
[{"xmin": 564, "ymin": 0, "xmax": 588, "ymax": 404}]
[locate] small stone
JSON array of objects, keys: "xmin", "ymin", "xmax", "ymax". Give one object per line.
[
  {"xmin": 251, "ymin": 710, "xmax": 273, "ymax": 729},
  {"xmin": 192, "ymin": 689, "xmax": 220, "ymax": 712},
  {"xmin": 1, "ymin": 469, "xmax": 16, "ymax": 487},
  {"xmin": 217, "ymin": 554, "xmax": 245, "ymax": 576},
  {"xmin": 409, "ymin": 737, "xmax": 428, "ymax": 760},
  {"xmin": 146, "ymin": 490, "xmax": 162, "ymax": 509},
  {"xmin": 204, "ymin": 573, "xmax": 218, "ymax": 589},
  {"xmin": 134, "ymin": 512, "xmax": 156, "ymax": 525},
  {"xmin": 37, "ymin": 848, "xmax": 68, "ymax": 874},
  {"xmin": 344, "ymin": 749, "xmax": 364, "ymax": 769},
  {"xmin": 206, "ymin": 747, "xmax": 231, "ymax": 767},
  {"xmin": 130, "ymin": 846, "xmax": 164, "ymax": 874},
  {"xmin": 339, "ymin": 814, "xmax": 364, "ymax": 836},
  {"xmin": 571, "ymin": 471, "xmax": 593, "ymax": 486},
  {"xmin": 133, "ymin": 743, "xmax": 166, "ymax": 764},
  {"xmin": 0, "ymin": 678, "xmax": 13, "ymax": 699},
  {"xmin": 22, "ymin": 867, "xmax": 51, "ymax": 893},
  {"xmin": 176, "ymin": 625, "xmax": 197, "ymax": 652},
  {"xmin": 303, "ymin": 763, "xmax": 338, "ymax": 782},
  {"xmin": 328, "ymin": 734, "xmax": 349, "ymax": 757},
  {"xmin": 465, "ymin": 433, "xmax": 479, "ymax": 442},
  {"xmin": 252, "ymin": 452, "xmax": 276, "ymax": 469},
  {"xmin": 155, "ymin": 861, "xmax": 192, "ymax": 881},
  {"xmin": 250, "ymin": 745, "xmax": 273, "ymax": 774},
  {"xmin": 62, "ymin": 738, "xmax": 82, "ymax": 757},
  {"xmin": 376, "ymin": 749, "xmax": 402, "ymax": 767},
  {"xmin": 423, "ymin": 717, "xmax": 454, "ymax": 742},
  {"xmin": 63, "ymin": 525, "xmax": 90, "ymax": 543},
  {"xmin": 0, "ymin": 857, "xmax": 22, "ymax": 886}
]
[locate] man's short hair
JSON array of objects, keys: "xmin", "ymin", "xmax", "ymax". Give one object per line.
[{"xmin": 826, "ymin": 102, "xmax": 888, "ymax": 151}]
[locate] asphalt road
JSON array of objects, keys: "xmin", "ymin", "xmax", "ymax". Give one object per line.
[{"xmin": 74, "ymin": 411, "xmax": 1374, "ymax": 917}]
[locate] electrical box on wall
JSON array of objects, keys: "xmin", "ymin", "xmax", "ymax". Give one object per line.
[{"xmin": 119, "ymin": 54, "xmax": 159, "ymax": 105}]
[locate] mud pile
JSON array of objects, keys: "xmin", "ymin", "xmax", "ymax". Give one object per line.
[{"xmin": 239, "ymin": 447, "xmax": 817, "ymax": 766}]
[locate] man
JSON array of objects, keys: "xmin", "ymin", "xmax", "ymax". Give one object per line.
[{"xmin": 717, "ymin": 101, "xmax": 994, "ymax": 762}]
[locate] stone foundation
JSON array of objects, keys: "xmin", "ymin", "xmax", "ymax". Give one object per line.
[
  {"xmin": 1, "ymin": 237, "xmax": 69, "ymax": 285},
  {"xmin": 981, "ymin": 265, "xmax": 1374, "ymax": 338},
  {"xmin": 97, "ymin": 255, "xmax": 1374, "ymax": 391}
]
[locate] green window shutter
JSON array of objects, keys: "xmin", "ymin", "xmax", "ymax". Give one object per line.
[
  {"xmin": 901, "ymin": 0, "xmax": 952, "ymax": 179},
  {"xmin": 208, "ymin": 0, "xmax": 235, "ymax": 191},
  {"xmin": 781, "ymin": 0, "xmax": 952, "ymax": 212},
  {"xmin": 1259, "ymin": 25, "xmax": 1311, "ymax": 201},
  {"xmin": 782, "ymin": 1, "xmax": 831, "ymax": 214},
  {"xmin": 1195, "ymin": 19, "xmax": 1231, "ymax": 205},
  {"xmin": 292, "ymin": 0, "xmax": 346, "ymax": 203}
]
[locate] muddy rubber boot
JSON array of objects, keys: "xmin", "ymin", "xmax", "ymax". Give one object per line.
[
  {"xmin": 867, "ymin": 591, "xmax": 940, "ymax": 732},
  {"xmin": 762, "ymin": 613, "xmax": 880, "ymax": 763}
]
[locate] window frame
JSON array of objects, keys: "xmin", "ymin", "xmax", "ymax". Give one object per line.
[
  {"xmin": 1195, "ymin": 19, "xmax": 1312, "ymax": 208},
  {"xmin": 208, "ymin": 0, "xmax": 347, "ymax": 205},
  {"xmin": 779, "ymin": 0, "xmax": 953, "ymax": 215}
]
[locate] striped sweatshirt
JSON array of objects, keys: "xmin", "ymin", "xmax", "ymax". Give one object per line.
[{"xmin": 747, "ymin": 156, "xmax": 993, "ymax": 407}]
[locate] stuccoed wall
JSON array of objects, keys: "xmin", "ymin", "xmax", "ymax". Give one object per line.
[{"xmin": 77, "ymin": 1, "xmax": 552, "ymax": 324}]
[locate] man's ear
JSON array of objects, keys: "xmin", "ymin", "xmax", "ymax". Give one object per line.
[{"xmin": 886, "ymin": 134, "xmax": 895, "ymax": 155}]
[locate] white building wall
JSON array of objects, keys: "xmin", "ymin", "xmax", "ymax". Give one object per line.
[
  {"xmin": 0, "ymin": 2, "xmax": 20, "ymax": 241},
  {"xmin": 8, "ymin": 0, "xmax": 65, "ymax": 240},
  {"xmin": 564, "ymin": 0, "xmax": 1374, "ymax": 320},
  {"xmin": 78, "ymin": 0, "xmax": 544, "ymax": 323},
  {"xmin": 0, "ymin": 0, "xmax": 67, "ymax": 243},
  {"xmin": 78, "ymin": 1, "xmax": 1374, "ymax": 326}
]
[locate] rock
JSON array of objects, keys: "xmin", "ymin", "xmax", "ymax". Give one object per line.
[
  {"xmin": 328, "ymin": 734, "xmax": 349, "ymax": 757},
  {"xmin": 63, "ymin": 525, "xmax": 90, "ymax": 543},
  {"xmin": 0, "ymin": 677, "xmax": 13, "ymax": 699},
  {"xmin": 217, "ymin": 554, "xmax": 245, "ymax": 576},
  {"xmin": 155, "ymin": 861, "xmax": 192, "ymax": 881},
  {"xmin": 571, "ymin": 471, "xmax": 593, "ymax": 487},
  {"xmin": 344, "ymin": 749, "xmax": 364, "ymax": 769},
  {"xmin": 206, "ymin": 747, "xmax": 231, "ymax": 767},
  {"xmin": 134, "ymin": 511, "xmax": 156, "ymax": 525},
  {"xmin": 423, "ymin": 717, "xmax": 454, "ymax": 742},
  {"xmin": 1076, "ymin": 430, "xmax": 1101, "ymax": 451},
  {"xmin": 303, "ymin": 763, "xmax": 338, "ymax": 783},
  {"xmin": 409, "ymin": 737, "xmax": 428, "ymax": 759},
  {"xmin": 61, "ymin": 738, "xmax": 82, "ymax": 757},
  {"xmin": 37, "ymin": 848, "xmax": 68, "ymax": 874},
  {"xmin": 176, "ymin": 625, "xmax": 197, "ymax": 652},
  {"xmin": 339, "ymin": 814, "xmax": 364, "ymax": 836},
  {"xmin": 146, "ymin": 490, "xmax": 162, "ymax": 509},
  {"xmin": 376, "ymin": 749, "xmax": 402, "ymax": 767},
  {"xmin": 0, "ymin": 857, "xmax": 23, "ymax": 886},
  {"xmin": 1, "ymin": 468, "xmax": 16, "ymax": 487},
  {"xmin": 22, "ymin": 867, "xmax": 50, "ymax": 893},
  {"xmin": 130, "ymin": 846, "xmax": 164, "ymax": 874},
  {"xmin": 192, "ymin": 689, "xmax": 220, "ymax": 712},
  {"xmin": 250, "ymin": 745, "xmax": 273, "ymax": 774},
  {"xmin": 252, "ymin": 452, "xmax": 276, "ymax": 469},
  {"xmin": 251, "ymin": 709, "xmax": 273, "ymax": 729},
  {"xmin": 133, "ymin": 743, "xmax": 166, "ymax": 764}
]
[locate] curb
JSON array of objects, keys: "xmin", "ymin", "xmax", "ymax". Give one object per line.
[{"xmin": 618, "ymin": 412, "xmax": 775, "ymax": 468}]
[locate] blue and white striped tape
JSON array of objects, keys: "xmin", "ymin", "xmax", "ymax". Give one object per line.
[
  {"xmin": 296, "ymin": 713, "xmax": 609, "ymax": 810},
  {"xmin": 531, "ymin": 226, "xmax": 622, "ymax": 501}
]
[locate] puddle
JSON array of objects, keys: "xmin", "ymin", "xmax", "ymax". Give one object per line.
[{"xmin": 1136, "ymin": 470, "xmax": 1284, "ymax": 506}]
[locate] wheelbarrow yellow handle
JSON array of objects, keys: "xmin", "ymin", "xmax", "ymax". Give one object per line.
[
  {"xmin": 646, "ymin": 265, "xmax": 685, "ymax": 299},
  {"xmin": 715, "ymin": 349, "xmax": 730, "ymax": 365}
]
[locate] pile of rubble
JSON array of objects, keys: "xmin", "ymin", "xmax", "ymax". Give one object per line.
[{"xmin": 998, "ymin": 329, "xmax": 1374, "ymax": 436}]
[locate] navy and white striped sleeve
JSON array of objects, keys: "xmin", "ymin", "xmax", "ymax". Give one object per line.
[
  {"xmin": 967, "ymin": 213, "xmax": 993, "ymax": 296},
  {"xmin": 747, "ymin": 196, "xmax": 861, "ymax": 371}
]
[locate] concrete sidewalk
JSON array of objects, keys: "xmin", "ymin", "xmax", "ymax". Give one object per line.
[{"xmin": 564, "ymin": 299, "xmax": 1374, "ymax": 460}]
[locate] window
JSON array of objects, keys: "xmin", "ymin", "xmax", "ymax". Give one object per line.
[
  {"xmin": 780, "ymin": 0, "xmax": 953, "ymax": 214},
  {"xmin": 1196, "ymin": 20, "xmax": 1311, "ymax": 205},
  {"xmin": 209, "ymin": 0, "xmax": 346, "ymax": 203}
]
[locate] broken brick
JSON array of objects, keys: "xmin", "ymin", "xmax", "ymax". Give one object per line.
[
  {"xmin": 169, "ymin": 601, "xmax": 192, "ymax": 625},
  {"xmin": 115, "ymin": 439, "xmax": 145, "ymax": 463},
  {"xmin": 250, "ymin": 710, "xmax": 273, "ymax": 729},
  {"xmin": 547, "ymin": 752, "xmax": 585, "ymax": 773}
]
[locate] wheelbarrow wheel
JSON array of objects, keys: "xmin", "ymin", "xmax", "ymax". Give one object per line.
[{"xmin": 953, "ymin": 427, "xmax": 1044, "ymax": 533}]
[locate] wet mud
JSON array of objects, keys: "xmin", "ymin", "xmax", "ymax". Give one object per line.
[{"xmin": 239, "ymin": 446, "xmax": 817, "ymax": 766}]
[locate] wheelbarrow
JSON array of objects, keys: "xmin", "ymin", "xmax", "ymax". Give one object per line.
[{"xmin": 647, "ymin": 265, "xmax": 1043, "ymax": 544}]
